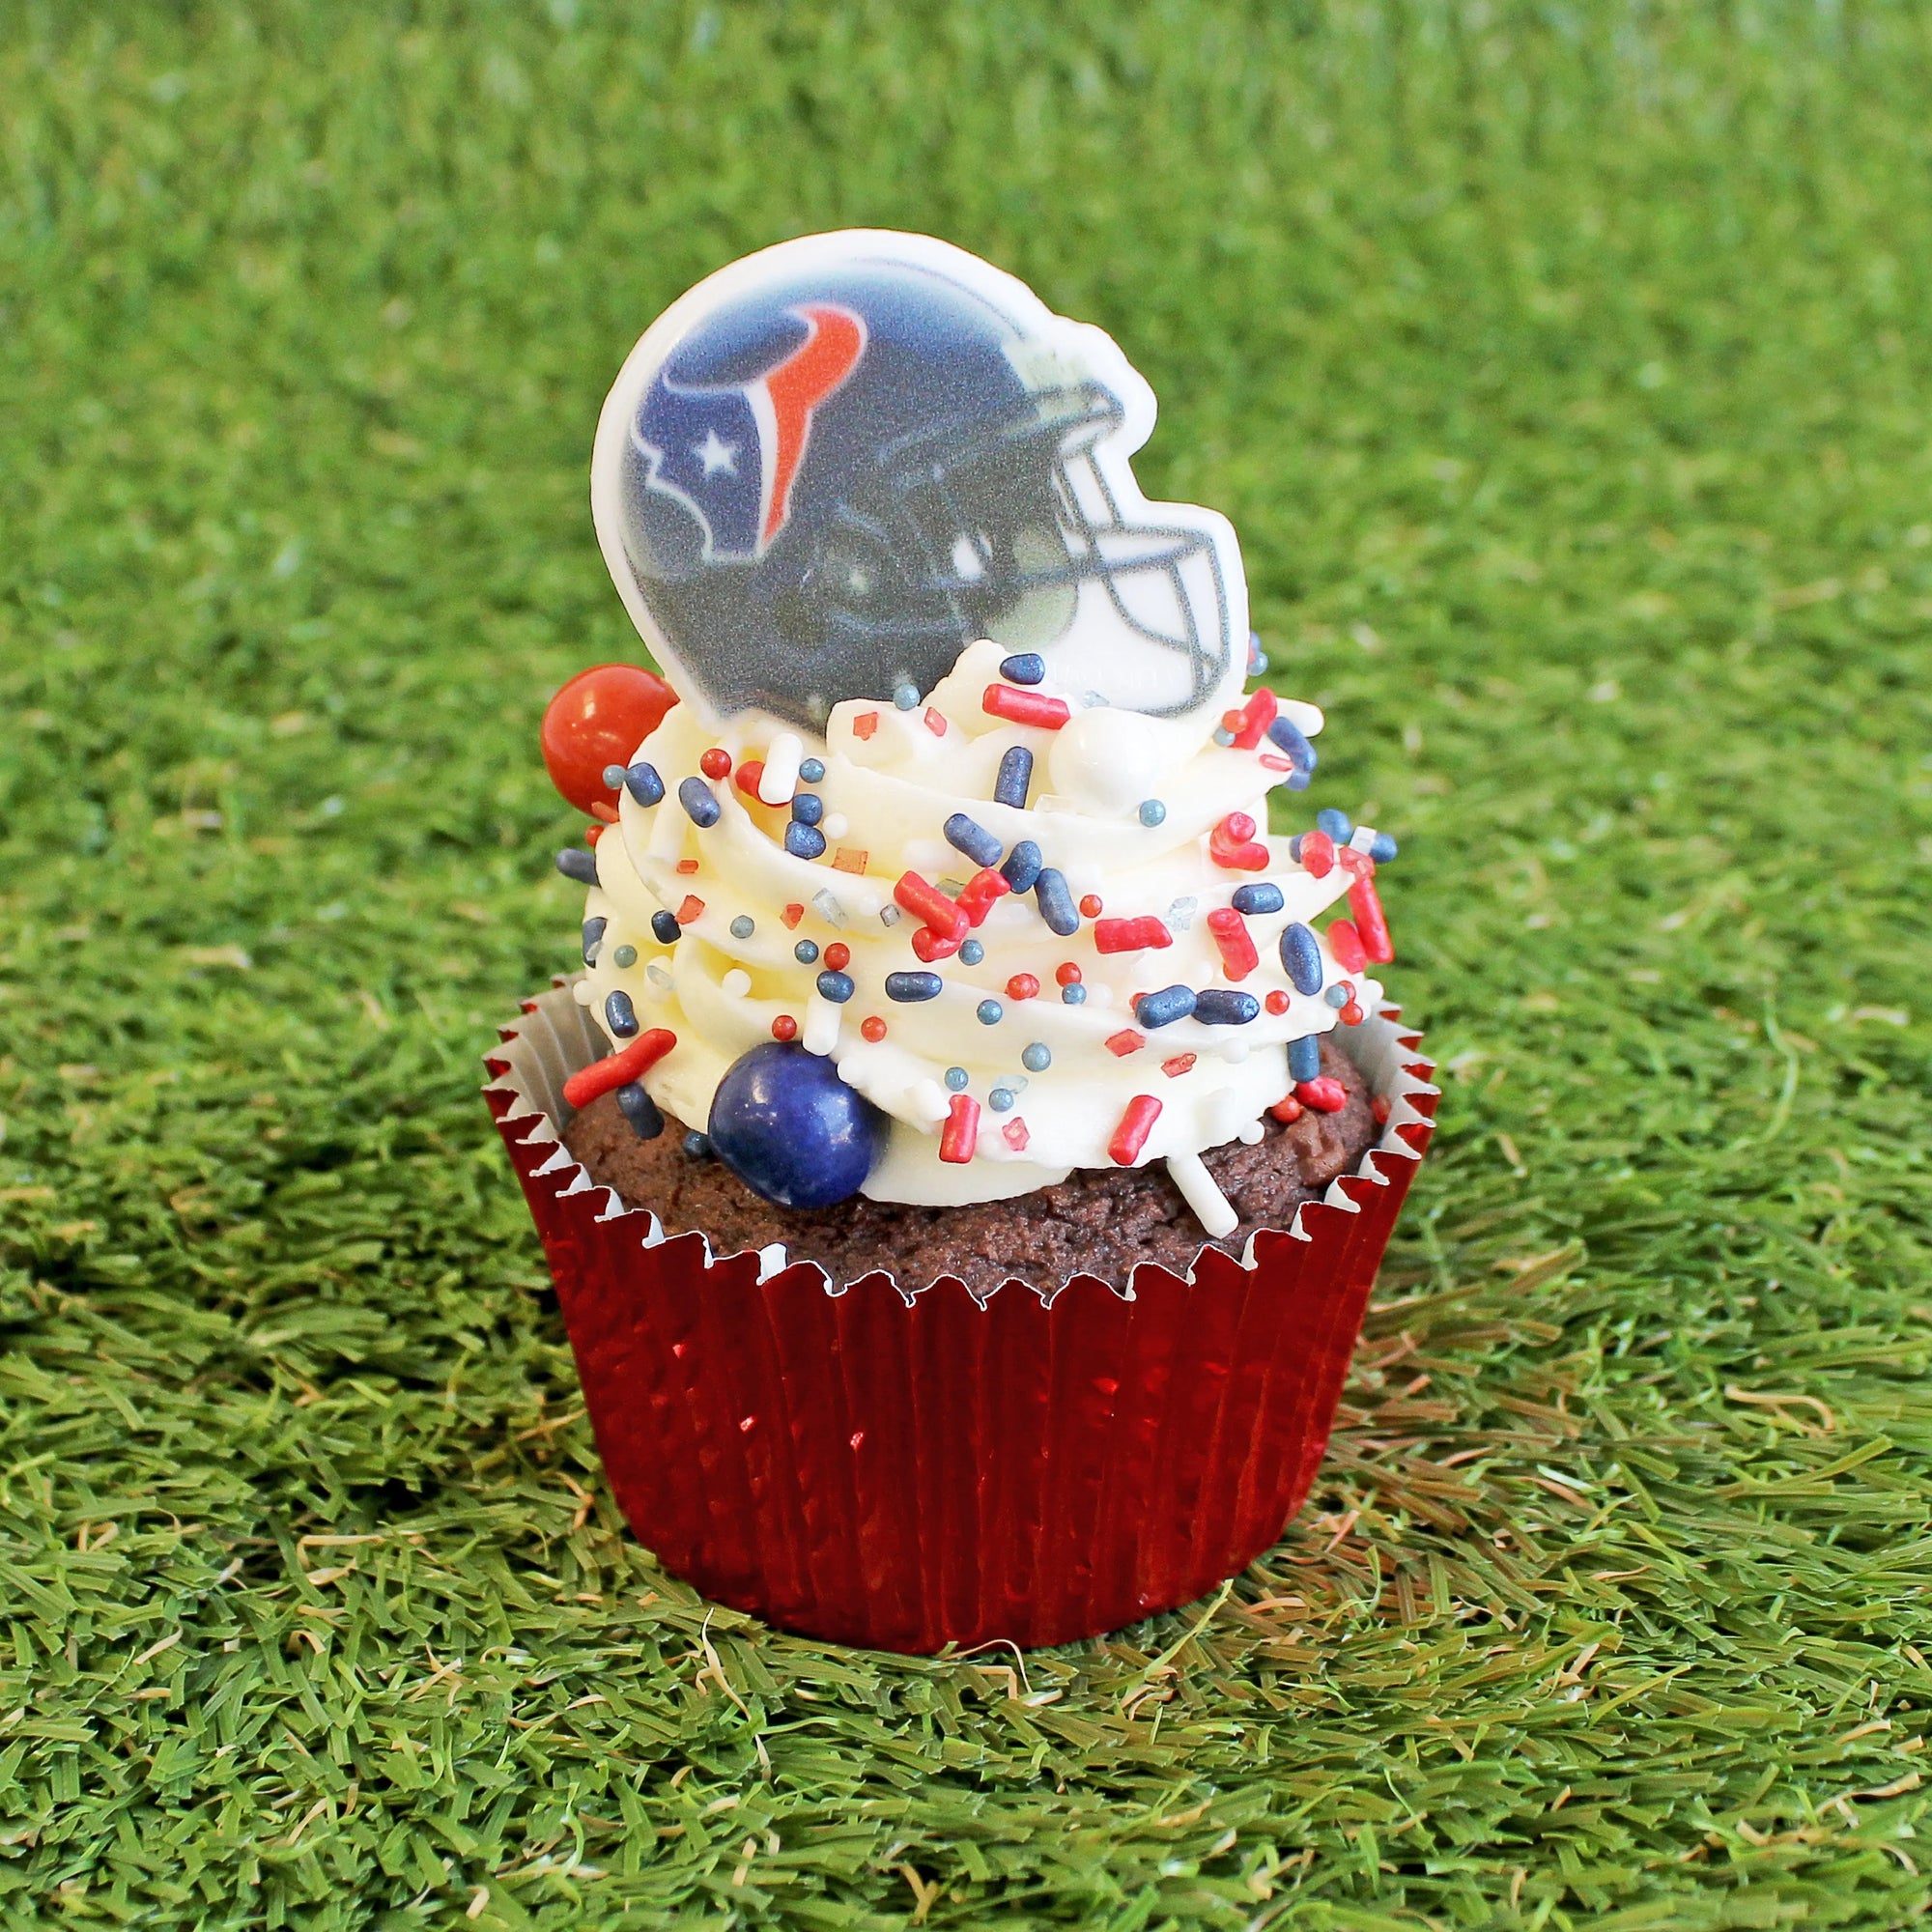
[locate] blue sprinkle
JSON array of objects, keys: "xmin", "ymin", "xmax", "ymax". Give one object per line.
[
  {"xmin": 944, "ymin": 812, "xmax": 1004, "ymax": 868},
  {"xmin": 944, "ymin": 1065, "xmax": 970, "ymax": 1092},
  {"xmin": 729, "ymin": 914, "xmax": 754, "ymax": 940},
  {"xmin": 894, "ymin": 681, "xmax": 920, "ymax": 710},
  {"xmin": 1288, "ymin": 835, "xmax": 1303, "ymax": 862},
  {"xmin": 994, "ymin": 745, "xmax": 1034, "ymax": 810},
  {"xmin": 605, "ymin": 989, "xmax": 639, "ymax": 1038},
  {"xmin": 1317, "ymin": 807, "xmax": 1353, "ymax": 842},
  {"xmin": 1194, "ymin": 988, "xmax": 1261, "ymax": 1026},
  {"xmin": 1034, "ymin": 867, "xmax": 1079, "ymax": 936},
  {"xmin": 614, "ymin": 1082, "xmax": 665, "ymax": 1141},
  {"xmin": 679, "ymin": 776, "xmax": 721, "ymax": 827},
  {"xmin": 816, "ymin": 969, "xmax": 855, "ymax": 1004},
  {"xmin": 793, "ymin": 938, "xmax": 820, "ymax": 964},
  {"xmin": 1289, "ymin": 1035, "xmax": 1321, "ymax": 1083},
  {"xmin": 1135, "ymin": 985, "xmax": 1198, "ymax": 1029},
  {"xmin": 791, "ymin": 791, "xmax": 824, "ymax": 826},
  {"xmin": 602, "ymin": 763, "xmax": 628, "ymax": 791},
  {"xmin": 1061, "ymin": 982, "xmax": 1087, "ymax": 1006},
  {"xmin": 1279, "ymin": 922, "xmax": 1323, "ymax": 996},
  {"xmin": 555, "ymin": 847, "xmax": 598, "ymax": 884},
  {"xmin": 1247, "ymin": 632, "xmax": 1269, "ymax": 675},
  {"xmin": 799, "ymin": 756, "xmax": 826, "ymax": 783},
  {"xmin": 1286, "ymin": 768, "xmax": 1313, "ymax": 792},
  {"xmin": 1021, "ymin": 1042, "xmax": 1051, "ymax": 1072},
  {"xmin": 999, "ymin": 652, "xmax": 1045, "ymax": 685},
  {"xmin": 1001, "ymin": 839, "xmax": 1043, "ymax": 895},
  {"xmin": 581, "ymin": 916, "xmax": 607, "ymax": 964},
  {"xmin": 623, "ymin": 761, "xmax": 666, "ymax": 807},
  {"xmin": 885, "ymin": 971, "xmax": 944, "ymax": 1003},
  {"xmin": 682, "ymin": 1130, "xmax": 712, "ymax": 1160},
  {"xmin": 988, "ymin": 1087, "xmax": 1016, "ymax": 1112},
  {"xmin": 1265, "ymin": 716, "xmax": 1317, "ymax": 776},
  {"xmin": 977, "ymin": 999, "xmax": 1004, "ymax": 1026},
  {"xmin": 1212, "ymin": 726, "xmax": 1236, "ymax": 747},
  {"xmin": 1370, "ymin": 831, "xmax": 1399, "ymax": 864},
  {"xmin": 612, "ymin": 944, "xmax": 638, "ymax": 968},
  {"xmin": 651, "ymin": 910, "xmax": 680, "ymax": 946},
  {"xmin": 1233, "ymin": 882, "xmax": 1285, "ymax": 916},
  {"xmin": 1324, "ymin": 983, "xmax": 1350, "ymax": 1009},
  {"xmin": 1138, "ymin": 799, "xmax": 1167, "ymax": 827},
  {"xmin": 959, "ymin": 938, "xmax": 985, "ymax": 965},
  {"xmin": 784, "ymin": 821, "xmax": 828, "ymax": 860}
]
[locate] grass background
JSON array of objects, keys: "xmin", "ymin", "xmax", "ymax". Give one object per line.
[{"xmin": 3, "ymin": 2, "xmax": 1931, "ymax": 1925}]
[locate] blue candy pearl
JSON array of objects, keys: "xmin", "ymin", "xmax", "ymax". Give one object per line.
[
  {"xmin": 729, "ymin": 915, "xmax": 754, "ymax": 940},
  {"xmin": 1021, "ymin": 1042, "xmax": 1051, "ymax": 1072},
  {"xmin": 958, "ymin": 938, "xmax": 985, "ymax": 965},
  {"xmin": 794, "ymin": 938, "xmax": 819, "ymax": 964},
  {"xmin": 988, "ymin": 1088, "xmax": 1015, "ymax": 1113},
  {"xmin": 799, "ymin": 756, "xmax": 825, "ymax": 783},
  {"xmin": 1061, "ymin": 982, "xmax": 1087, "ymax": 1006},
  {"xmin": 944, "ymin": 1066, "xmax": 970, "ymax": 1092},
  {"xmin": 707, "ymin": 1040, "xmax": 887, "ymax": 1208},
  {"xmin": 612, "ymin": 944, "xmax": 638, "ymax": 968},
  {"xmin": 1138, "ymin": 799, "xmax": 1167, "ymax": 827},
  {"xmin": 682, "ymin": 1130, "xmax": 712, "ymax": 1160},
  {"xmin": 977, "ymin": 999, "xmax": 1004, "ymax": 1026},
  {"xmin": 894, "ymin": 682, "xmax": 920, "ymax": 710}
]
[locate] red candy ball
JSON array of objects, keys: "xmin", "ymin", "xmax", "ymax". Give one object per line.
[
  {"xmin": 541, "ymin": 664, "xmax": 677, "ymax": 814},
  {"xmin": 699, "ymin": 746, "xmax": 732, "ymax": 781},
  {"xmin": 1078, "ymin": 894, "xmax": 1103, "ymax": 919},
  {"xmin": 860, "ymin": 1016, "xmax": 888, "ymax": 1042},
  {"xmin": 823, "ymin": 943, "xmax": 851, "ymax": 972},
  {"xmin": 771, "ymin": 1014, "xmax": 799, "ymax": 1042},
  {"xmin": 1006, "ymin": 973, "xmax": 1039, "ymax": 1001},
  {"xmin": 1055, "ymin": 961, "xmax": 1082, "ymax": 986}
]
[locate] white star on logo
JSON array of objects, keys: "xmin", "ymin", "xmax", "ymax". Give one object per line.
[{"xmin": 694, "ymin": 429, "xmax": 740, "ymax": 476}]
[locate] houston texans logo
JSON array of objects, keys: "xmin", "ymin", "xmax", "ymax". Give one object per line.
[{"xmin": 633, "ymin": 303, "xmax": 866, "ymax": 562}]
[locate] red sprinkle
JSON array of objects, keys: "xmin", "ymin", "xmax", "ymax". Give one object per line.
[
  {"xmin": 1161, "ymin": 1053, "xmax": 1197, "ymax": 1079},
  {"xmin": 982, "ymin": 683, "xmax": 1071, "ymax": 729},
  {"xmin": 1372, "ymin": 1094, "xmax": 1392, "ymax": 1124},
  {"xmin": 1055, "ymin": 961, "xmax": 1082, "ymax": 986},
  {"xmin": 1327, "ymin": 917, "xmax": 1368, "ymax": 974},
  {"xmin": 699, "ymin": 747, "xmax": 731, "ymax": 781},
  {"xmin": 1295, "ymin": 1076, "xmax": 1348, "ymax": 1114},
  {"xmin": 911, "ymin": 925, "xmax": 963, "ymax": 962},
  {"xmin": 1105, "ymin": 1029, "xmax": 1146, "ymax": 1057},
  {"xmin": 1229, "ymin": 687, "xmax": 1278, "ymax": 751},
  {"xmin": 735, "ymin": 758, "xmax": 766, "ymax": 798},
  {"xmin": 923, "ymin": 706, "xmax": 948, "ymax": 736},
  {"xmin": 675, "ymin": 858, "xmax": 699, "ymax": 874},
  {"xmin": 1002, "ymin": 1117, "xmax": 1031, "ymax": 1151},
  {"xmin": 1079, "ymin": 894, "xmax": 1104, "ymax": 920},
  {"xmin": 1349, "ymin": 872, "xmax": 1395, "ymax": 963},
  {"xmin": 1209, "ymin": 810, "xmax": 1270, "ymax": 871},
  {"xmin": 852, "ymin": 711, "xmax": 879, "ymax": 741},
  {"xmin": 1259, "ymin": 753, "xmax": 1294, "ymax": 772},
  {"xmin": 1269, "ymin": 1093, "xmax": 1304, "ymax": 1123},
  {"xmin": 584, "ymin": 823, "xmax": 605, "ymax": 845},
  {"xmin": 860, "ymin": 1015, "xmax": 887, "ymax": 1042},
  {"xmin": 1108, "ymin": 1094, "xmax": 1162, "ymax": 1166},
  {"xmin": 1341, "ymin": 1000, "xmax": 1365, "ymax": 1027},
  {"xmin": 956, "ymin": 867, "xmax": 1010, "ymax": 927},
  {"xmin": 1264, "ymin": 989, "xmax": 1291, "ymax": 1015},
  {"xmin": 675, "ymin": 895, "xmax": 704, "ymax": 925},
  {"xmin": 1337, "ymin": 845, "xmax": 1376, "ymax": 879},
  {"xmin": 1094, "ymin": 915, "xmax": 1172, "ymax": 954},
  {"xmin": 781, "ymin": 902, "xmax": 805, "ymax": 929},
  {"xmin": 823, "ymin": 942, "xmax": 851, "ymax": 971},
  {"xmin": 895, "ymin": 869, "xmax": 970, "ymax": 942},
  {"xmin": 561, "ymin": 1027, "xmax": 677, "ymax": 1110},
  {"xmin": 1298, "ymin": 828, "xmax": 1336, "ymax": 878},
  {"xmin": 589, "ymin": 801, "xmax": 619, "ymax": 825},
  {"xmin": 771, "ymin": 1014, "xmax": 799, "ymax": 1042},
  {"xmin": 1005, "ymin": 973, "xmax": 1039, "ymax": 1001},
  {"xmin": 939, "ymin": 1093, "xmax": 980, "ymax": 1164},
  {"xmin": 1205, "ymin": 906, "xmax": 1259, "ymax": 980}
]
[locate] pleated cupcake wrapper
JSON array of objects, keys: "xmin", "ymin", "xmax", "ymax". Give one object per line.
[{"xmin": 485, "ymin": 980, "xmax": 1436, "ymax": 1654}]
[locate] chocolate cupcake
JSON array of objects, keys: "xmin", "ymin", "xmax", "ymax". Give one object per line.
[{"xmin": 488, "ymin": 231, "xmax": 1435, "ymax": 1652}]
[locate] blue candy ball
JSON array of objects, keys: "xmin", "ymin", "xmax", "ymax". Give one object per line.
[{"xmin": 707, "ymin": 1041, "xmax": 886, "ymax": 1209}]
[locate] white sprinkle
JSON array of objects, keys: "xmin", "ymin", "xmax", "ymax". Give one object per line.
[
  {"xmin": 1221, "ymin": 1041, "xmax": 1250, "ymax": 1065},
  {"xmin": 1349, "ymin": 825, "xmax": 1378, "ymax": 854},
  {"xmin": 721, "ymin": 968, "xmax": 752, "ymax": 998},
  {"xmin": 879, "ymin": 904, "xmax": 902, "ymax": 927},
  {"xmin": 572, "ymin": 979, "xmax": 595, "ymax": 1006},
  {"xmin": 810, "ymin": 888, "xmax": 846, "ymax": 928},
  {"xmin": 1165, "ymin": 895, "xmax": 1198, "ymax": 932},
  {"xmin": 1167, "ymin": 1151, "xmax": 1238, "ymax": 1238},
  {"xmin": 759, "ymin": 732, "xmax": 804, "ymax": 804},
  {"xmin": 823, "ymin": 811, "xmax": 849, "ymax": 839},
  {"xmin": 908, "ymin": 1079, "xmax": 951, "ymax": 1125},
  {"xmin": 645, "ymin": 963, "xmax": 674, "ymax": 994},
  {"xmin": 1236, "ymin": 1120, "xmax": 1265, "ymax": 1145},
  {"xmin": 802, "ymin": 994, "xmax": 841, "ymax": 1056}
]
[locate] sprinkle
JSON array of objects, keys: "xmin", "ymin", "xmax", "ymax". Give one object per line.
[
  {"xmin": 878, "ymin": 902, "xmax": 900, "ymax": 927},
  {"xmin": 1370, "ymin": 830, "xmax": 1399, "ymax": 864},
  {"xmin": 851, "ymin": 711, "xmax": 879, "ymax": 741},
  {"xmin": 976, "ymin": 999, "xmax": 1004, "ymax": 1026},
  {"xmin": 1167, "ymin": 1151, "xmax": 1238, "ymax": 1237},
  {"xmin": 994, "ymin": 745, "xmax": 1035, "ymax": 810},
  {"xmin": 581, "ymin": 916, "xmax": 607, "ymax": 964},
  {"xmin": 1298, "ymin": 828, "xmax": 1337, "ymax": 878},
  {"xmin": 699, "ymin": 746, "xmax": 731, "ymax": 781},
  {"xmin": 1228, "ymin": 687, "xmax": 1277, "ymax": 750},
  {"xmin": 1109, "ymin": 1095, "xmax": 1162, "ymax": 1165},
  {"xmin": 817, "ymin": 969, "xmax": 855, "ymax": 1004},
  {"xmin": 1265, "ymin": 989, "xmax": 1290, "ymax": 1015},
  {"xmin": 1206, "ymin": 907, "xmax": 1259, "ymax": 980},
  {"xmin": 1349, "ymin": 872, "xmax": 1395, "ymax": 962},
  {"xmin": 1061, "ymin": 982, "xmax": 1087, "ymax": 1006},
  {"xmin": 1209, "ymin": 810, "xmax": 1269, "ymax": 870},
  {"xmin": 729, "ymin": 914, "xmax": 754, "ymax": 940},
  {"xmin": 946, "ymin": 823, "xmax": 1003, "ymax": 879},
  {"xmin": 1194, "ymin": 988, "xmax": 1261, "ymax": 1026},
  {"xmin": 622, "ymin": 761, "xmax": 666, "ymax": 807},
  {"xmin": 958, "ymin": 937, "xmax": 984, "ymax": 965},
  {"xmin": 561, "ymin": 1027, "xmax": 677, "ymax": 1109},
  {"xmin": 1327, "ymin": 918, "xmax": 1368, "ymax": 973},
  {"xmin": 614, "ymin": 1082, "xmax": 665, "ymax": 1141},
  {"xmin": 771, "ymin": 1014, "xmax": 798, "ymax": 1041},
  {"xmin": 1318, "ymin": 807, "xmax": 1353, "ymax": 842},
  {"xmin": 1134, "ymin": 985, "xmax": 1197, "ymax": 1029},
  {"xmin": 1247, "ymin": 633, "xmax": 1268, "ymax": 674},
  {"xmin": 1094, "ymin": 915, "xmax": 1172, "ymax": 954},
  {"xmin": 1048, "ymin": 961, "xmax": 1080, "ymax": 989},
  {"xmin": 1212, "ymin": 726, "xmax": 1236, "ymax": 746},
  {"xmin": 602, "ymin": 762, "xmax": 628, "ymax": 792},
  {"xmin": 924, "ymin": 707, "xmax": 947, "ymax": 735},
  {"xmin": 1296, "ymin": 1076, "xmax": 1347, "ymax": 1113},
  {"xmin": 722, "ymin": 968, "xmax": 752, "ymax": 997},
  {"xmin": 1265, "ymin": 714, "xmax": 1317, "ymax": 780},
  {"xmin": 784, "ymin": 821, "xmax": 827, "ymax": 859},
  {"xmin": 646, "ymin": 963, "xmax": 674, "ymax": 992},
  {"xmin": 1279, "ymin": 921, "xmax": 1324, "ymax": 995},
  {"xmin": 1106, "ymin": 1029, "xmax": 1146, "ymax": 1057},
  {"xmin": 828, "ymin": 847, "xmax": 867, "ymax": 874},
  {"xmin": 1079, "ymin": 894, "xmax": 1104, "ymax": 919},
  {"xmin": 1341, "ymin": 999, "xmax": 1365, "ymax": 1026},
  {"xmin": 957, "ymin": 867, "xmax": 1011, "ymax": 927},
  {"xmin": 803, "ymin": 993, "xmax": 841, "ymax": 1055},
  {"xmin": 1324, "ymin": 981, "xmax": 1351, "ymax": 1009},
  {"xmin": 555, "ymin": 848, "xmax": 598, "ymax": 884},
  {"xmin": 1232, "ymin": 882, "xmax": 1285, "ymax": 916},
  {"xmin": 676, "ymin": 857, "xmax": 699, "ymax": 873},
  {"xmin": 1034, "ymin": 867, "xmax": 1079, "ymax": 935},
  {"xmin": 799, "ymin": 756, "xmax": 825, "ymax": 783},
  {"xmin": 791, "ymin": 791, "xmax": 824, "ymax": 827},
  {"xmin": 734, "ymin": 759, "xmax": 765, "ymax": 798},
  {"xmin": 793, "ymin": 940, "xmax": 820, "ymax": 967},
  {"xmin": 585, "ymin": 819, "xmax": 609, "ymax": 840},
  {"xmin": 1138, "ymin": 798, "xmax": 1167, "ymax": 827},
  {"xmin": 1006, "ymin": 973, "xmax": 1039, "ymax": 1002},
  {"xmin": 982, "ymin": 683, "xmax": 1071, "ymax": 729},
  {"xmin": 911, "ymin": 925, "xmax": 962, "ymax": 963},
  {"xmin": 824, "ymin": 943, "xmax": 851, "ymax": 971},
  {"xmin": 676, "ymin": 895, "xmax": 704, "ymax": 925},
  {"xmin": 894, "ymin": 682, "xmax": 920, "ymax": 710},
  {"xmin": 683, "ymin": 1131, "xmax": 712, "ymax": 1159},
  {"xmin": 1000, "ymin": 839, "xmax": 1043, "ymax": 894},
  {"xmin": 810, "ymin": 888, "xmax": 847, "ymax": 927},
  {"xmin": 886, "ymin": 970, "xmax": 943, "ymax": 1003},
  {"xmin": 1002, "ymin": 1118, "xmax": 1031, "ymax": 1151},
  {"xmin": 1161, "ymin": 1053, "xmax": 1197, "ymax": 1078},
  {"xmin": 677, "ymin": 777, "xmax": 721, "ymax": 827},
  {"xmin": 860, "ymin": 1016, "xmax": 887, "ymax": 1042},
  {"xmin": 613, "ymin": 944, "xmax": 638, "ymax": 968},
  {"xmin": 939, "ymin": 1093, "xmax": 980, "ymax": 1162},
  {"xmin": 895, "ymin": 870, "xmax": 969, "ymax": 943},
  {"xmin": 651, "ymin": 910, "xmax": 680, "ymax": 945},
  {"xmin": 781, "ymin": 902, "xmax": 805, "ymax": 929},
  {"xmin": 1270, "ymin": 1093, "xmax": 1304, "ymax": 1123},
  {"xmin": 944, "ymin": 1065, "xmax": 969, "ymax": 1092},
  {"xmin": 604, "ymin": 990, "xmax": 639, "ymax": 1038},
  {"xmin": 988, "ymin": 1087, "xmax": 1015, "ymax": 1113},
  {"xmin": 1289, "ymin": 1035, "xmax": 1321, "ymax": 1083},
  {"xmin": 999, "ymin": 652, "xmax": 1045, "ymax": 685}
]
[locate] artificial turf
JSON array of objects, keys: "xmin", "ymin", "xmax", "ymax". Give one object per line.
[{"xmin": 3, "ymin": 3, "xmax": 1931, "ymax": 1925}]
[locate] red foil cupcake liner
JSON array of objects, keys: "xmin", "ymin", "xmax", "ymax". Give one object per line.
[{"xmin": 485, "ymin": 983, "xmax": 1435, "ymax": 1653}]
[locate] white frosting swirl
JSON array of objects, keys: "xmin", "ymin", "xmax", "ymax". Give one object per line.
[{"xmin": 573, "ymin": 639, "xmax": 1383, "ymax": 1211}]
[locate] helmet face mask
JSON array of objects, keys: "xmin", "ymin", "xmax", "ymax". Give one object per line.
[{"xmin": 593, "ymin": 231, "xmax": 1249, "ymax": 737}]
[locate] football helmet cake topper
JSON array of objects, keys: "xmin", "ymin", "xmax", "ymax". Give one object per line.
[{"xmin": 591, "ymin": 230, "xmax": 1249, "ymax": 734}]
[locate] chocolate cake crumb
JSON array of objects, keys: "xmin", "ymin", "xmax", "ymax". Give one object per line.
[{"xmin": 562, "ymin": 1037, "xmax": 1381, "ymax": 1294}]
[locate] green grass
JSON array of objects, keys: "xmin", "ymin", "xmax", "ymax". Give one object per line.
[{"xmin": 3, "ymin": 2, "xmax": 1931, "ymax": 1925}]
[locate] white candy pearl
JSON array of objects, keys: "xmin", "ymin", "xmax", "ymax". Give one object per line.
[{"xmin": 1046, "ymin": 706, "xmax": 1163, "ymax": 815}]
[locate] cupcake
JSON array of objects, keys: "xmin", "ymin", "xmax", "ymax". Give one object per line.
[{"xmin": 488, "ymin": 231, "xmax": 1435, "ymax": 1652}]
